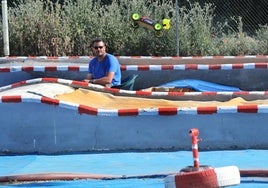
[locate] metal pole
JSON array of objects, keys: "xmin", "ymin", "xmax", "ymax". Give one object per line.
[
  {"xmin": 2, "ymin": 0, "xmax": 10, "ymax": 56},
  {"xmin": 175, "ymin": 0, "xmax": 179, "ymax": 56}
]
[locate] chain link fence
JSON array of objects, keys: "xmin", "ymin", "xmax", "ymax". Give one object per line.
[
  {"xmin": 0, "ymin": 0, "xmax": 267, "ymax": 56},
  {"xmin": 183, "ymin": 0, "xmax": 267, "ymax": 34}
]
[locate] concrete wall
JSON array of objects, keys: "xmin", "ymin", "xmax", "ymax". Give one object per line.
[
  {"xmin": 1, "ymin": 102, "xmax": 268, "ymax": 154},
  {"xmin": 1, "ymin": 65, "xmax": 268, "ymax": 91},
  {"xmin": 125, "ymin": 69, "xmax": 268, "ymax": 90},
  {"xmin": 0, "ymin": 64, "xmax": 268, "ymax": 91},
  {"xmin": 1, "ymin": 55, "xmax": 268, "ymax": 90},
  {"xmin": 1, "ymin": 56, "xmax": 268, "ymax": 154}
]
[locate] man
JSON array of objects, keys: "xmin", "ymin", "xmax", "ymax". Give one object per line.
[{"xmin": 84, "ymin": 38, "xmax": 121, "ymax": 87}]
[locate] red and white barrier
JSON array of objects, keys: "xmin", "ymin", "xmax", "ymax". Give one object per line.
[
  {"xmin": 165, "ymin": 166, "xmax": 240, "ymax": 188},
  {"xmin": 2, "ymin": 62, "xmax": 268, "ymax": 73},
  {"xmin": 165, "ymin": 128, "xmax": 240, "ymax": 188}
]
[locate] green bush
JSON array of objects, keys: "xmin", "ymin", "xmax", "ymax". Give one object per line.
[
  {"xmin": 217, "ymin": 17, "xmax": 260, "ymax": 55},
  {"xmin": 1, "ymin": 0, "xmax": 267, "ymax": 56},
  {"xmin": 255, "ymin": 25, "xmax": 268, "ymax": 54},
  {"xmin": 179, "ymin": 2, "xmax": 220, "ymax": 56}
]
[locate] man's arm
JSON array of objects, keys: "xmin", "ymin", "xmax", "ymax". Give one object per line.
[
  {"xmin": 93, "ymin": 72, "xmax": 115, "ymax": 86},
  {"xmin": 84, "ymin": 72, "xmax": 114, "ymax": 87}
]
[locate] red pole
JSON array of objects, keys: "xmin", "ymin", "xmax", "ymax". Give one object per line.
[{"xmin": 189, "ymin": 128, "xmax": 201, "ymax": 168}]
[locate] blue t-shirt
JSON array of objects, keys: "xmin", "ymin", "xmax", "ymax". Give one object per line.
[{"xmin": 88, "ymin": 53, "xmax": 121, "ymax": 86}]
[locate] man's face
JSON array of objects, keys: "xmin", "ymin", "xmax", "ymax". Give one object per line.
[{"xmin": 93, "ymin": 41, "xmax": 106, "ymax": 57}]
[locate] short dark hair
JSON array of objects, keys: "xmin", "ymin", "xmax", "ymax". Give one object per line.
[{"xmin": 91, "ymin": 38, "xmax": 106, "ymax": 47}]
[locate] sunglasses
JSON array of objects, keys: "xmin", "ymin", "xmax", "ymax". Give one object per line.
[{"xmin": 93, "ymin": 46, "xmax": 104, "ymax": 50}]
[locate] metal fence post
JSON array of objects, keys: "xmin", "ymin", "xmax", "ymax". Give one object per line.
[
  {"xmin": 175, "ymin": 0, "xmax": 179, "ymax": 56},
  {"xmin": 2, "ymin": 0, "xmax": 10, "ymax": 56}
]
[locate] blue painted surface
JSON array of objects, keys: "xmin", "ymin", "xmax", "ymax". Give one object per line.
[
  {"xmin": 0, "ymin": 150, "xmax": 267, "ymax": 187},
  {"xmin": 4, "ymin": 179, "xmax": 267, "ymax": 188}
]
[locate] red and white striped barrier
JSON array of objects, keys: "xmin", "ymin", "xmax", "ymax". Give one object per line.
[
  {"xmin": 1, "ymin": 78, "xmax": 268, "ymax": 116},
  {"xmin": 2, "ymin": 77, "xmax": 268, "ymax": 100},
  {"xmin": 2, "ymin": 62, "xmax": 268, "ymax": 73},
  {"xmin": 2, "ymin": 94, "xmax": 268, "ymax": 116},
  {"xmin": 165, "ymin": 129, "xmax": 240, "ymax": 188},
  {"xmin": 165, "ymin": 166, "xmax": 240, "ymax": 188}
]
